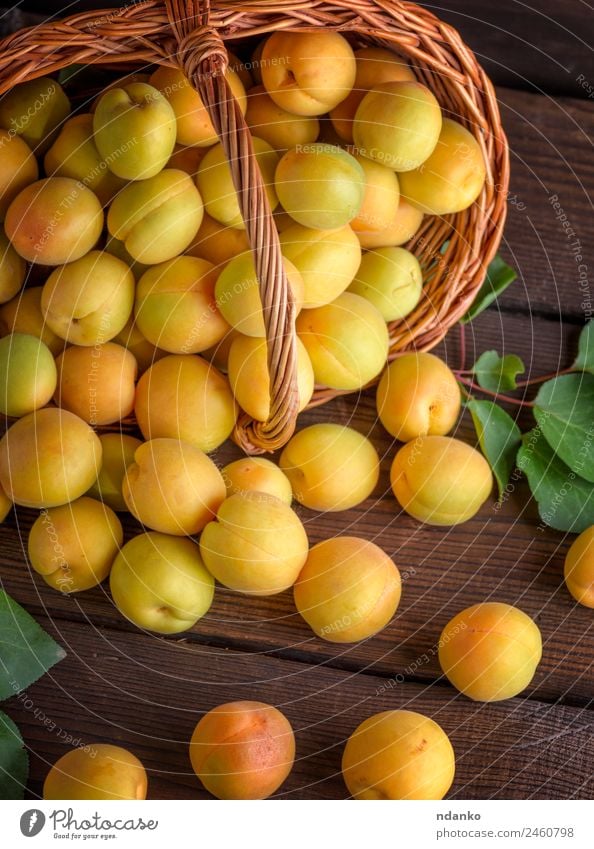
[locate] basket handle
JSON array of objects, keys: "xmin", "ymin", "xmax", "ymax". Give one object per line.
[{"xmin": 165, "ymin": 0, "xmax": 299, "ymax": 454}]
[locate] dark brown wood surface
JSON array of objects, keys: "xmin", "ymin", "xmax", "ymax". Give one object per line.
[{"xmin": 1, "ymin": 2, "xmax": 593, "ymax": 802}]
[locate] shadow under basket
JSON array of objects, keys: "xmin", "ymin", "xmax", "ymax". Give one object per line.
[{"xmin": 0, "ymin": 0, "xmax": 509, "ymax": 454}]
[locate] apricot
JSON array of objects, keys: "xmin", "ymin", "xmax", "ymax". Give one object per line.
[
  {"xmin": 43, "ymin": 744, "xmax": 147, "ymax": 800},
  {"xmin": 135, "ymin": 354, "xmax": 237, "ymax": 452},
  {"xmin": 439, "ymin": 602, "xmax": 542, "ymax": 701},
  {"xmin": 0, "ymin": 287, "xmax": 63, "ymax": 355},
  {"xmin": 357, "ymin": 198, "xmax": 423, "ymax": 250},
  {"xmin": 200, "ymin": 491, "xmax": 308, "ymax": 595},
  {"xmin": 190, "ymin": 701, "xmax": 295, "ymax": 800},
  {"xmin": 122, "ymin": 437, "xmax": 226, "ymax": 536},
  {"xmin": 564, "ymin": 526, "xmax": 594, "ymax": 608},
  {"xmin": 0, "ymin": 408, "xmax": 102, "ymax": 508},
  {"xmin": 0, "ymin": 481, "xmax": 12, "ymax": 522},
  {"xmin": 0, "ymin": 228, "xmax": 25, "ymax": 302},
  {"xmin": 0, "ymin": 77, "xmax": 70, "ymax": 154},
  {"xmin": 377, "ymin": 352, "xmax": 461, "ymax": 441},
  {"xmin": 41, "ymin": 250, "xmax": 135, "ymax": 345},
  {"xmin": 87, "ymin": 433, "xmax": 142, "ymax": 512},
  {"xmin": 279, "ymin": 423, "xmax": 379, "ymax": 511},
  {"xmin": 227, "ymin": 334, "xmax": 314, "ymax": 422},
  {"xmin": 330, "ymin": 46, "xmax": 416, "ymax": 143},
  {"xmin": 279, "ymin": 223, "xmax": 361, "ymax": 308},
  {"xmin": 5, "ymin": 177, "xmax": 103, "ymax": 265},
  {"xmin": 54, "ymin": 342, "xmax": 137, "ymax": 426},
  {"xmin": 296, "ymin": 292, "xmax": 389, "ymax": 390},
  {"xmin": 103, "ymin": 235, "xmax": 149, "ymax": 281},
  {"xmin": 222, "ymin": 457, "xmax": 292, "ymax": 504},
  {"xmin": 135, "ymin": 256, "xmax": 229, "ymax": 354},
  {"xmin": 245, "ymin": 85, "xmax": 320, "ymax": 151},
  {"xmin": 342, "ymin": 710, "xmax": 455, "ymax": 800},
  {"xmin": 150, "ymin": 65, "xmax": 247, "ymax": 148},
  {"xmin": 348, "ymin": 246, "xmax": 422, "ymax": 321},
  {"xmin": 28, "ymin": 496, "xmax": 123, "ymax": 593},
  {"xmin": 353, "ymin": 81, "xmax": 442, "ymax": 171},
  {"xmin": 167, "ymin": 143, "xmax": 206, "ymax": 175},
  {"xmin": 275, "ymin": 144, "xmax": 365, "ymax": 230},
  {"xmin": 399, "ymin": 118, "xmax": 487, "ymax": 215},
  {"xmin": 261, "ymin": 31, "xmax": 356, "ymax": 116},
  {"xmin": 112, "ymin": 317, "xmax": 165, "ymax": 374},
  {"xmin": 0, "ymin": 333, "xmax": 57, "ymax": 416},
  {"xmin": 93, "ymin": 82, "xmax": 176, "ymax": 180},
  {"xmin": 0, "ymin": 130, "xmax": 38, "ymax": 220},
  {"xmin": 107, "ymin": 168, "xmax": 203, "ymax": 263},
  {"xmin": 196, "ymin": 137, "xmax": 278, "ymax": 230},
  {"xmin": 44, "ymin": 114, "xmax": 126, "ymax": 206},
  {"xmin": 349, "ymin": 155, "xmax": 400, "ymax": 233},
  {"xmin": 110, "ymin": 531, "xmax": 214, "ymax": 633},
  {"xmin": 390, "ymin": 436, "xmax": 492, "ymax": 525},
  {"xmin": 202, "ymin": 327, "xmax": 239, "ymax": 373},
  {"xmin": 215, "ymin": 250, "xmax": 304, "ymax": 337},
  {"xmin": 294, "ymin": 537, "xmax": 401, "ymax": 642},
  {"xmin": 186, "ymin": 212, "xmax": 249, "ymax": 267}
]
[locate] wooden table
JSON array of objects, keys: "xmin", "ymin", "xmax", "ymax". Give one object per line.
[{"xmin": 1, "ymin": 1, "xmax": 593, "ymax": 800}]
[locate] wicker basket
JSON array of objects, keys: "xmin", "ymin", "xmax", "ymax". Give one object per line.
[{"xmin": 0, "ymin": 0, "xmax": 509, "ymax": 453}]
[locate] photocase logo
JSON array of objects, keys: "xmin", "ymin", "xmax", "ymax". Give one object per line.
[{"xmin": 20, "ymin": 809, "xmax": 46, "ymax": 837}]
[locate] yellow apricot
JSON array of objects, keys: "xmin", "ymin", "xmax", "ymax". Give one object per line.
[
  {"xmin": 342, "ymin": 710, "xmax": 455, "ymax": 799},
  {"xmin": 0, "ymin": 480, "xmax": 12, "ymax": 522},
  {"xmin": 166, "ymin": 143, "xmax": 206, "ymax": 175},
  {"xmin": 280, "ymin": 423, "xmax": 379, "ymax": 511},
  {"xmin": 122, "ymin": 437, "xmax": 226, "ymax": 536},
  {"xmin": 87, "ymin": 433, "xmax": 142, "ymax": 512},
  {"xmin": 134, "ymin": 354, "xmax": 237, "ymax": 452},
  {"xmin": 261, "ymin": 31, "xmax": 356, "ymax": 117},
  {"xmin": 0, "ymin": 287, "xmax": 63, "ymax": 355},
  {"xmin": 390, "ymin": 436, "xmax": 492, "ymax": 525},
  {"xmin": 135, "ymin": 256, "xmax": 229, "ymax": 354},
  {"xmin": 245, "ymin": 85, "xmax": 320, "ymax": 151},
  {"xmin": 215, "ymin": 250, "xmax": 304, "ymax": 337},
  {"xmin": 190, "ymin": 701, "xmax": 295, "ymax": 800},
  {"xmin": 150, "ymin": 65, "xmax": 247, "ymax": 148},
  {"xmin": 5, "ymin": 177, "xmax": 103, "ymax": 265},
  {"xmin": 0, "ymin": 228, "xmax": 25, "ymax": 303},
  {"xmin": 196, "ymin": 137, "xmax": 278, "ymax": 230},
  {"xmin": 0, "ymin": 408, "xmax": 102, "ymax": 508},
  {"xmin": 93, "ymin": 82, "xmax": 176, "ymax": 180},
  {"xmin": 54, "ymin": 342, "xmax": 137, "ymax": 425},
  {"xmin": 44, "ymin": 114, "xmax": 126, "ymax": 205},
  {"xmin": 222, "ymin": 457, "xmax": 292, "ymax": 504},
  {"xmin": 279, "ymin": 223, "xmax": 361, "ymax": 308},
  {"xmin": 0, "ymin": 77, "xmax": 70, "ymax": 154},
  {"xmin": 227, "ymin": 334, "xmax": 314, "ymax": 422},
  {"xmin": 439, "ymin": 602, "xmax": 542, "ymax": 701},
  {"xmin": 348, "ymin": 247, "xmax": 422, "ymax": 321},
  {"xmin": 110, "ymin": 532, "xmax": 215, "ymax": 633},
  {"xmin": 564, "ymin": 526, "xmax": 594, "ymax": 608},
  {"xmin": 294, "ymin": 537, "xmax": 401, "ymax": 642},
  {"xmin": 28, "ymin": 496, "xmax": 123, "ymax": 593},
  {"xmin": 103, "ymin": 235, "xmax": 150, "ymax": 281},
  {"xmin": 112, "ymin": 317, "xmax": 166, "ymax": 374},
  {"xmin": 377, "ymin": 352, "xmax": 461, "ymax": 441},
  {"xmin": 41, "ymin": 250, "xmax": 135, "ymax": 345},
  {"xmin": 296, "ymin": 292, "xmax": 389, "ymax": 390},
  {"xmin": 0, "ymin": 332, "xmax": 56, "ymax": 416},
  {"xmin": 0, "ymin": 129, "xmax": 38, "ymax": 221},
  {"xmin": 349, "ymin": 154, "xmax": 400, "ymax": 233},
  {"xmin": 200, "ymin": 491, "xmax": 308, "ymax": 595},
  {"xmin": 357, "ymin": 198, "xmax": 424, "ymax": 249},
  {"xmin": 201, "ymin": 327, "xmax": 239, "ymax": 373},
  {"xmin": 399, "ymin": 118, "xmax": 487, "ymax": 215},
  {"xmin": 186, "ymin": 213, "xmax": 250, "ymax": 268},
  {"xmin": 43, "ymin": 744, "xmax": 147, "ymax": 800},
  {"xmin": 353, "ymin": 81, "xmax": 442, "ymax": 171},
  {"xmin": 107, "ymin": 168, "xmax": 204, "ymax": 263}
]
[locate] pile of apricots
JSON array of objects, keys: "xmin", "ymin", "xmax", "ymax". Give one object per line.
[{"xmin": 1, "ymin": 28, "xmax": 591, "ymax": 801}]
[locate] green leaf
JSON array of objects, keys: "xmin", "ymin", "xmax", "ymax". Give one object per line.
[
  {"xmin": 573, "ymin": 321, "xmax": 594, "ymax": 373},
  {"xmin": 533, "ymin": 373, "xmax": 594, "ymax": 482},
  {"xmin": 0, "ymin": 711, "xmax": 28, "ymax": 799},
  {"xmin": 460, "ymin": 255, "xmax": 518, "ymax": 324},
  {"xmin": 517, "ymin": 430, "xmax": 594, "ymax": 532},
  {"xmin": 467, "ymin": 400, "xmax": 522, "ymax": 500},
  {"xmin": 0, "ymin": 591, "xmax": 66, "ymax": 700},
  {"xmin": 472, "ymin": 350, "xmax": 525, "ymax": 392}
]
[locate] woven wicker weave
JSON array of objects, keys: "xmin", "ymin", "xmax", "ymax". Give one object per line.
[{"xmin": 0, "ymin": 0, "xmax": 509, "ymax": 453}]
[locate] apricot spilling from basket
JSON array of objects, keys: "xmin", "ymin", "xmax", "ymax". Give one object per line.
[{"xmin": 43, "ymin": 744, "xmax": 148, "ymax": 801}]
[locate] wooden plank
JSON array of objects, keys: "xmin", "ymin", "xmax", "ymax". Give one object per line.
[
  {"xmin": 6, "ymin": 617, "xmax": 593, "ymax": 800},
  {"xmin": 1, "ymin": 310, "xmax": 591, "ymax": 704}
]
